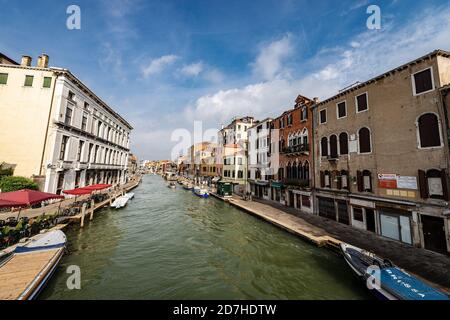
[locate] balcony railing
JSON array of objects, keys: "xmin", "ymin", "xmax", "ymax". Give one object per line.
[
  {"xmin": 281, "ymin": 144, "xmax": 310, "ymax": 155},
  {"xmin": 282, "ymin": 178, "xmax": 310, "ymax": 188}
]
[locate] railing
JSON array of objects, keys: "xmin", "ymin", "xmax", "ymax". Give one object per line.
[
  {"xmin": 282, "ymin": 178, "xmax": 310, "ymax": 188},
  {"xmin": 281, "ymin": 144, "xmax": 310, "ymax": 155}
]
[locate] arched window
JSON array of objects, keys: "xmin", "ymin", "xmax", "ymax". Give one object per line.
[
  {"xmin": 304, "ymin": 161, "xmax": 310, "ymax": 181},
  {"xmin": 418, "ymin": 113, "xmax": 441, "ymax": 148},
  {"xmin": 298, "ymin": 162, "xmax": 303, "ymax": 179},
  {"xmin": 359, "ymin": 127, "xmax": 371, "ymax": 153},
  {"xmin": 287, "ymin": 163, "xmax": 292, "ymax": 179},
  {"xmin": 339, "ymin": 132, "xmax": 349, "ymax": 155},
  {"xmin": 292, "ymin": 162, "xmax": 298, "ymax": 179},
  {"xmin": 330, "ymin": 135, "xmax": 338, "ymax": 158},
  {"xmin": 321, "ymin": 137, "xmax": 328, "ymax": 157}
]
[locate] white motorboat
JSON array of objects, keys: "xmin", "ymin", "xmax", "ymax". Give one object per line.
[
  {"xmin": 193, "ymin": 186, "xmax": 209, "ymax": 198},
  {"xmin": 111, "ymin": 193, "xmax": 134, "ymax": 209}
]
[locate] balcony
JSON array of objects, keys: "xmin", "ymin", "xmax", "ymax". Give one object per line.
[
  {"xmin": 282, "ymin": 178, "xmax": 310, "ymax": 188},
  {"xmin": 281, "ymin": 144, "xmax": 309, "ymax": 156},
  {"xmin": 327, "ymin": 154, "xmax": 339, "ymax": 162}
]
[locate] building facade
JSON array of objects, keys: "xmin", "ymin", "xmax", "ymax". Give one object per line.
[
  {"xmin": 218, "ymin": 117, "xmax": 256, "ymax": 194},
  {"xmin": 271, "ymin": 96, "xmax": 315, "ymax": 213},
  {"xmin": 248, "ymin": 118, "xmax": 273, "ymax": 200},
  {"xmin": 313, "ymin": 50, "xmax": 450, "ymax": 254},
  {"xmin": 0, "ymin": 53, "xmax": 132, "ymax": 194}
]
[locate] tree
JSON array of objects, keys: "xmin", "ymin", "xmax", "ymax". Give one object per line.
[{"xmin": 0, "ymin": 176, "xmax": 39, "ymax": 193}]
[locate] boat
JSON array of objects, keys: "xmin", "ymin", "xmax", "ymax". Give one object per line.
[
  {"xmin": 110, "ymin": 193, "xmax": 134, "ymax": 209},
  {"xmin": 340, "ymin": 243, "xmax": 450, "ymax": 300},
  {"xmin": 182, "ymin": 182, "xmax": 193, "ymax": 190},
  {"xmin": 0, "ymin": 230, "xmax": 67, "ymax": 300},
  {"xmin": 168, "ymin": 182, "xmax": 176, "ymax": 189},
  {"xmin": 193, "ymin": 186, "xmax": 209, "ymax": 198}
]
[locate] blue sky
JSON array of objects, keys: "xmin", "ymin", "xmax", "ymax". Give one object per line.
[{"xmin": 1, "ymin": 0, "xmax": 450, "ymax": 160}]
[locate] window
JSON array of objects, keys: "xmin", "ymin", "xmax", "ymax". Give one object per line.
[
  {"xmin": 24, "ymin": 75, "xmax": 34, "ymax": 87},
  {"xmin": 413, "ymin": 68, "xmax": 434, "ymax": 95},
  {"xmin": 300, "ymin": 107, "xmax": 308, "ymax": 121},
  {"xmin": 75, "ymin": 171, "xmax": 81, "ymax": 189},
  {"xmin": 419, "ymin": 169, "xmax": 448, "ymax": 200},
  {"xmin": 87, "ymin": 143, "xmax": 93, "ymax": 162},
  {"xmin": 330, "ymin": 135, "xmax": 338, "ymax": 158},
  {"xmin": 82, "ymin": 113, "xmax": 88, "ymax": 131},
  {"xmin": 418, "ymin": 113, "xmax": 441, "ymax": 148},
  {"xmin": 68, "ymin": 91, "xmax": 75, "ymax": 101},
  {"xmin": 321, "ymin": 137, "xmax": 328, "ymax": 157},
  {"xmin": 356, "ymin": 93, "xmax": 368, "ymax": 112},
  {"xmin": 324, "ymin": 171, "xmax": 331, "ymax": 188},
  {"xmin": 56, "ymin": 173, "xmax": 65, "ymax": 195},
  {"xmin": 77, "ymin": 141, "xmax": 84, "ymax": 162},
  {"xmin": 358, "ymin": 127, "xmax": 371, "ymax": 153},
  {"xmin": 339, "ymin": 132, "xmax": 349, "ymax": 155},
  {"xmin": 43, "ymin": 77, "xmax": 52, "ymax": 88},
  {"xmin": 238, "ymin": 158, "xmax": 243, "ymax": 165},
  {"xmin": 65, "ymin": 107, "xmax": 73, "ymax": 125},
  {"xmin": 0, "ymin": 73, "xmax": 8, "ymax": 85},
  {"xmin": 320, "ymin": 109, "xmax": 327, "ymax": 124},
  {"xmin": 337, "ymin": 101, "xmax": 347, "ymax": 118},
  {"xmin": 59, "ymin": 136, "xmax": 69, "ymax": 160},
  {"xmin": 353, "ymin": 208, "xmax": 364, "ymax": 222},
  {"xmin": 84, "ymin": 102, "xmax": 89, "ymax": 109},
  {"xmin": 287, "ymin": 114, "xmax": 292, "ymax": 126},
  {"xmin": 341, "ymin": 170, "xmax": 349, "ymax": 190},
  {"xmin": 363, "ymin": 170, "xmax": 372, "ymax": 192}
]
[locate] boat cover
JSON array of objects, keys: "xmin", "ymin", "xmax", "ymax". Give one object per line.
[{"xmin": 380, "ymin": 268, "xmax": 449, "ymax": 300}]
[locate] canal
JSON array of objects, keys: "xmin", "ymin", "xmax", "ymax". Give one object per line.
[{"xmin": 41, "ymin": 175, "xmax": 370, "ymax": 300}]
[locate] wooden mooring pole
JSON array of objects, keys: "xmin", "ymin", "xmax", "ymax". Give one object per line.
[
  {"xmin": 89, "ymin": 199, "xmax": 95, "ymax": 221},
  {"xmin": 80, "ymin": 203, "xmax": 86, "ymax": 228}
]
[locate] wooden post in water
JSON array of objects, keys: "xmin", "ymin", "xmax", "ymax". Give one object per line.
[
  {"xmin": 90, "ymin": 199, "xmax": 95, "ymax": 221},
  {"xmin": 80, "ymin": 203, "xmax": 86, "ymax": 228}
]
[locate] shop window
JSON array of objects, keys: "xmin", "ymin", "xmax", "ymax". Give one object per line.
[
  {"xmin": 302, "ymin": 195, "xmax": 311, "ymax": 208},
  {"xmin": 318, "ymin": 197, "xmax": 336, "ymax": 220},
  {"xmin": 353, "ymin": 207, "xmax": 364, "ymax": 222},
  {"xmin": 379, "ymin": 211, "xmax": 412, "ymax": 245},
  {"xmin": 417, "ymin": 113, "xmax": 441, "ymax": 148}
]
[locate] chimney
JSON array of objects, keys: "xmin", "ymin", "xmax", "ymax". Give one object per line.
[
  {"xmin": 37, "ymin": 54, "xmax": 49, "ymax": 68},
  {"xmin": 41, "ymin": 54, "xmax": 49, "ymax": 68},
  {"xmin": 313, "ymin": 97, "xmax": 320, "ymax": 104},
  {"xmin": 21, "ymin": 55, "xmax": 32, "ymax": 67}
]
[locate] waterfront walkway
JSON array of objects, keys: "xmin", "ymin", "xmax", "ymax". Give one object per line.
[{"xmin": 222, "ymin": 196, "xmax": 450, "ymax": 293}]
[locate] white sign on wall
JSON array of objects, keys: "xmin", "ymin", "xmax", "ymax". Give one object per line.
[{"xmin": 396, "ymin": 176, "xmax": 418, "ymax": 190}]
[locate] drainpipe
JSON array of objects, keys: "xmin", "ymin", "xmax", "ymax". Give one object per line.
[{"xmin": 39, "ymin": 72, "xmax": 60, "ymax": 176}]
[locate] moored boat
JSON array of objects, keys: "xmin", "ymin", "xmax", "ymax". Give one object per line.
[
  {"xmin": 340, "ymin": 243, "xmax": 450, "ymax": 300},
  {"xmin": 0, "ymin": 230, "xmax": 67, "ymax": 300},
  {"xmin": 193, "ymin": 186, "xmax": 209, "ymax": 198},
  {"xmin": 111, "ymin": 193, "xmax": 134, "ymax": 209},
  {"xmin": 168, "ymin": 182, "xmax": 176, "ymax": 189}
]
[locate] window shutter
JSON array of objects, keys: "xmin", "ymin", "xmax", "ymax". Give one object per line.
[
  {"xmin": 441, "ymin": 169, "xmax": 449, "ymax": 201},
  {"xmin": 357, "ymin": 170, "xmax": 363, "ymax": 192},
  {"xmin": 418, "ymin": 170, "xmax": 429, "ymax": 199},
  {"xmin": 320, "ymin": 171, "xmax": 325, "ymax": 188}
]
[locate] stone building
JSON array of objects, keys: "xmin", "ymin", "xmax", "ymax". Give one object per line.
[
  {"xmin": 313, "ymin": 50, "xmax": 450, "ymax": 254},
  {"xmin": 0, "ymin": 53, "xmax": 132, "ymax": 194}
]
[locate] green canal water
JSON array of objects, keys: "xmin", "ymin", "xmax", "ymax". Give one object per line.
[{"xmin": 41, "ymin": 175, "xmax": 370, "ymax": 300}]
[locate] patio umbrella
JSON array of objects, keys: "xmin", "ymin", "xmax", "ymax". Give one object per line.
[
  {"xmin": 0, "ymin": 199, "xmax": 27, "ymax": 209},
  {"xmin": 0, "ymin": 189, "xmax": 64, "ymax": 219}
]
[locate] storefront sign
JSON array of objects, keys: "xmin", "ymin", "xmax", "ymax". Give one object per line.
[{"xmin": 378, "ymin": 174, "xmax": 418, "ymax": 190}]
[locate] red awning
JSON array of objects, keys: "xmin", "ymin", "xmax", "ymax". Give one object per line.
[
  {"xmin": 0, "ymin": 199, "xmax": 27, "ymax": 209},
  {"xmin": 0, "ymin": 189, "xmax": 64, "ymax": 206},
  {"xmin": 63, "ymin": 184, "xmax": 112, "ymax": 195}
]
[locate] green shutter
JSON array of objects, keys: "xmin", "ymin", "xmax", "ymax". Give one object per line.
[
  {"xmin": 24, "ymin": 75, "xmax": 34, "ymax": 87},
  {"xmin": 0, "ymin": 73, "xmax": 8, "ymax": 84},
  {"xmin": 43, "ymin": 77, "xmax": 52, "ymax": 88}
]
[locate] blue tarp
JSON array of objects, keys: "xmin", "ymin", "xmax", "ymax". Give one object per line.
[{"xmin": 381, "ymin": 268, "xmax": 449, "ymax": 300}]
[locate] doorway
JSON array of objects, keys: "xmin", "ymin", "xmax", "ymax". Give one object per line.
[
  {"xmin": 421, "ymin": 215, "xmax": 448, "ymax": 255},
  {"xmin": 366, "ymin": 209, "xmax": 376, "ymax": 233}
]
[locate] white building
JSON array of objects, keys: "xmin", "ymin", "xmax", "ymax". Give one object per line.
[
  {"xmin": 218, "ymin": 116, "xmax": 256, "ymax": 194},
  {"xmin": 0, "ymin": 53, "xmax": 133, "ymax": 194},
  {"xmin": 248, "ymin": 118, "xmax": 273, "ymax": 199}
]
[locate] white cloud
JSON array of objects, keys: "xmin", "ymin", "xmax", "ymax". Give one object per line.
[
  {"xmin": 142, "ymin": 54, "xmax": 179, "ymax": 78},
  {"xmin": 179, "ymin": 62, "xmax": 204, "ymax": 77},
  {"xmin": 252, "ymin": 34, "xmax": 294, "ymax": 81}
]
